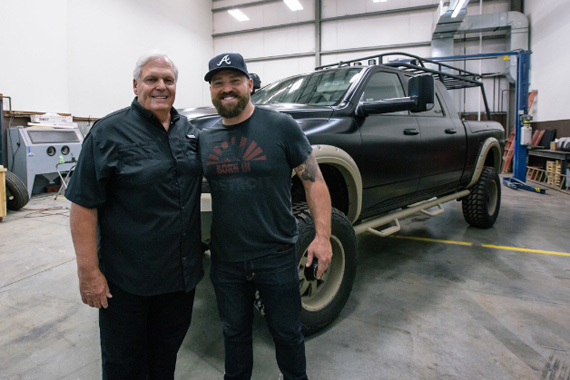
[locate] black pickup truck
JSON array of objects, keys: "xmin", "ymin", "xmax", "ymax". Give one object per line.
[{"xmin": 182, "ymin": 52, "xmax": 505, "ymax": 335}]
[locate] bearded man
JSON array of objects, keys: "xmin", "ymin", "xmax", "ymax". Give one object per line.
[{"xmin": 199, "ymin": 52, "xmax": 333, "ymax": 380}]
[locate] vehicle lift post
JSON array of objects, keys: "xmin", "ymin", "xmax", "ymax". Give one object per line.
[
  {"xmin": 512, "ymin": 50, "xmax": 531, "ymax": 181},
  {"xmin": 430, "ymin": 50, "xmax": 532, "ymax": 181}
]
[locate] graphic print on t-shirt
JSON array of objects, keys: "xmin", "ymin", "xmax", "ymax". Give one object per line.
[{"xmin": 206, "ymin": 136, "xmax": 266, "ymax": 175}]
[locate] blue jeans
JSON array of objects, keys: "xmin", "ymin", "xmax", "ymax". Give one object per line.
[{"xmin": 210, "ymin": 246, "xmax": 308, "ymax": 380}]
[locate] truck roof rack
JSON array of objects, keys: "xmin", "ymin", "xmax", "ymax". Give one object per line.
[
  {"xmin": 316, "ymin": 51, "xmax": 492, "ymax": 119},
  {"xmin": 315, "ymin": 52, "xmax": 482, "ymax": 91}
]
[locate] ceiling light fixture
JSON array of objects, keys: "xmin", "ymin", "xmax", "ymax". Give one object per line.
[
  {"xmin": 451, "ymin": 0, "xmax": 469, "ymax": 18},
  {"xmin": 284, "ymin": 0, "xmax": 303, "ymax": 11},
  {"xmin": 373, "ymin": 0, "xmax": 388, "ymax": 3},
  {"xmin": 228, "ymin": 9, "xmax": 249, "ymax": 22}
]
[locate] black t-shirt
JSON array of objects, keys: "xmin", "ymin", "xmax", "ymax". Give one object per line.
[
  {"xmin": 200, "ymin": 107, "xmax": 312, "ymax": 262},
  {"xmin": 66, "ymin": 98, "xmax": 203, "ymax": 296}
]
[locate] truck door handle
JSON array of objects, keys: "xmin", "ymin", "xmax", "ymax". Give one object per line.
[
  {"xmin": 445, "ymin": 128, "xmax": 457, "ymax": 134},
  {"xmin": 403, "ymin": 128, "xmax": 419, "ymax": 135}
]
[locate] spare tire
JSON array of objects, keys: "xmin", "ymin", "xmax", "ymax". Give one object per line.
[
  {"xmin": 5, "ymin": 170, "xmax": 29, "ymax": 210},
  {"xmin": 294, "ymin": 203, "xmax": 357, "ymax": 335}
]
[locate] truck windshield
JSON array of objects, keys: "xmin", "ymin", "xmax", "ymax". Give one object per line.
[{"xmin": 252, "ymin": 68, "xmax": 362, "ymax": 106}]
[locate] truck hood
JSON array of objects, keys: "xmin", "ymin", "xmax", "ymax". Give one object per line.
[{"xmin": 179, "ymin": 104, "xmax": 334, "ymax": 132}]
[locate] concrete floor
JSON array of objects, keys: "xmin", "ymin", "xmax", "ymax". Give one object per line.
[{"xmin": 1, "ymin": 181, "xmax": 570, "ymax": 380}]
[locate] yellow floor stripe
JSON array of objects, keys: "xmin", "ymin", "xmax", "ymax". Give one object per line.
[
  {"xmin": 390, "ymin": 235, "xmax": 570, "ymax": 257},
  {"xmin": 481, "ymin": 244, "xmax": 570, "ymax": 257},
  {"xmin": 390, "ymin": 235, "xmax": 472, "ymax": 246}
]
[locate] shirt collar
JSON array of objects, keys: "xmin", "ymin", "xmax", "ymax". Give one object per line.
[{"xmin": 132, "ymin": 97, "xmax": 180, "ymax": 124}]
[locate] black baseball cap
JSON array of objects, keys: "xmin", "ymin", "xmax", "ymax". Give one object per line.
[{"xmin": 204, "ymin": 53, "xmax": 250, "ymax": 82}]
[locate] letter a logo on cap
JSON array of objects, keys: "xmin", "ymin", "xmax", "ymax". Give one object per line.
[{"xmin": 217, "ymin": 55, "xmax": 232, "ymax": 67}]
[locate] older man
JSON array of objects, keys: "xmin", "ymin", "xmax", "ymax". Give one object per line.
[
  {"xmin": 66, "ymin": 51, "xmax": 203, "ymax": 379},
  {"xmin": 200, "ymin": 52, "xmax": 333, "ymax": 380}
]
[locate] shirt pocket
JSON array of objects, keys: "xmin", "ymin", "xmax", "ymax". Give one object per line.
[{"xmin": 117, "ymin": 142, "xmax": 166, "ymax": 188}]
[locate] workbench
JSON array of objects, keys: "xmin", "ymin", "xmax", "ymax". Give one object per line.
[{"xmin": 527, "ymin": 149, "xmax": 570, "ymax": 177}]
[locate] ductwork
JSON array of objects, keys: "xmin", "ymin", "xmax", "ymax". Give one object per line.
[
  {"xmin": 432, "ymin": 1, "xmax": 469, "ymax": 37},
  {"xmin": 431, "ymin": 1, "xmax": 469, "ymax": 58},
  {"xmin": 457, "ymin": 12, "xmax": 528, "ymax": 83},
  {"xmin": 432, "ymin": 10, "xmax": 529, "ymax": 83}
]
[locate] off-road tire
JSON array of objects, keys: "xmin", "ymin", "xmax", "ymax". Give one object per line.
[
  {"xmin": 462, "ymin": 166, "xmax": 501, "ymax": 228},
  {"xmin": 5, "ymin": 170, "xmax": 29, "ymax": 210},
  {"xmin": 293, "ymin": 203, "xmax": 357, "ymax": 335}
]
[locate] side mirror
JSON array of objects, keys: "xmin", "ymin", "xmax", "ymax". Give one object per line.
[
  {"xmin": 356, "ymin": 97, "xmax": 417, "ymax": 116},
  {"xmin": 356, "ymin": 73, "xmax": 435, "ymax": 117},
  {"xmin": 408, "ymin": 74, "xmax": 434, "ymax": 113}
]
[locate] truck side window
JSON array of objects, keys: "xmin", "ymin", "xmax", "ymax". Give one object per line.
[
  {"xmin": 419, "ymin": 93, "xmax": 445, "ymax": 117},
  {"xmin": 362, "ymin": 72, "xmax": 407, "ymax": 115}
]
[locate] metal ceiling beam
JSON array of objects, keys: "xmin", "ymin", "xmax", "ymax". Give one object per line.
[
  {"xmin": 315, "ymin": 0, "xmax": 321, "ymax": 67},
  {"xmin": 213, "ymin": 0, "xmax": 281, "ymax": 13}
]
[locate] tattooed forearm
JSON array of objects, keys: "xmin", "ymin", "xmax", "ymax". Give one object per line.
[{"xmin": 296, "ymin": 155, "xmax": 319, "ymax": 183}]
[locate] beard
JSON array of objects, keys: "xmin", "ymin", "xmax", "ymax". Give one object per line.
[{"xmin": 212, "ymin": 91, "xmax": 250, "ymax": 119}]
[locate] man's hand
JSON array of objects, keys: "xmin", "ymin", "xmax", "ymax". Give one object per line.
[
  {"xmin": 295, "ymin": 153, "xmax": 332, "ymax": 279},
  {"xmin": 295, "ymin": 152, "xmax": 333, "ymax": 280},
  {"xmin": 78, "ymin": 268, "xmax": 112, "ymax": 309},
  {"xmin": 306, "ymin": 235, "xmax": 332, "ymax": 279},
  {"xmin": 70, "ymin": 203, "xmax": 111, "ymax": 309}
]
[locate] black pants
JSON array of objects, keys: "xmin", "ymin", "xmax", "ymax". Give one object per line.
[{"xmin": 99, "ymin": 282, "xmax": 196, "ymax": 380}]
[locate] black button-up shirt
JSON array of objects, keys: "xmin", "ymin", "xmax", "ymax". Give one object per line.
[{"xmin": 66, "ymin": 98, "xmax": 203, "ymax": 296}]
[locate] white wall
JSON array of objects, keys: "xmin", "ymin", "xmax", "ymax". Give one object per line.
[
  {"xmin": 320, "ymin": 10, "xmax": 433, "ymax": 56},
  {"xmin": 0, "ymin": 1, "xmax": 69, "ymax": 114},
  {"xmin": 525, "ymin": 0, "xmax": 570, "ymax": 122},
  {"xmin": 0, "ymin": 0, "xmax": 213, "ymax": 118}
]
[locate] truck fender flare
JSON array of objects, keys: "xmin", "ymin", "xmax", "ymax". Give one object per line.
[
  {"xmin": 466, "ymin": 137, "xmax": 502, "ymax": 188},
  {"xmin": 310, "ymin": 144, "xmax": 362, "ymax": 224}
]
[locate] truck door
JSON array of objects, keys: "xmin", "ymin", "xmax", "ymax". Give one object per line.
[
  {"xmin": 357, "ymin": 71, "xmax": 421, "ymax": 213},
  {"xmin": 415, "ymin": 84, "xmax": 467, "ymax": 193}
]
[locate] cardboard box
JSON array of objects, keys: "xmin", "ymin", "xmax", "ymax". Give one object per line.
[{"xmin": 30, "ymin": 112, "xmax": 73, "ymax": 124}]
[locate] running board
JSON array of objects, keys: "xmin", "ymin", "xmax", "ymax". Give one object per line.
[
  {"xmin": 353, "ymin": 190, "xmax": 470, "ymax": 236},
  {"xmin": 367, "ymin": 219, "xmax": 401, "ymax": 237}
]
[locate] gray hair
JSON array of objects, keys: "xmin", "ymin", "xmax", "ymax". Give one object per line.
[{"xmin": 133, "ymin": 50, "xmax": 179, "ymax": 81}]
